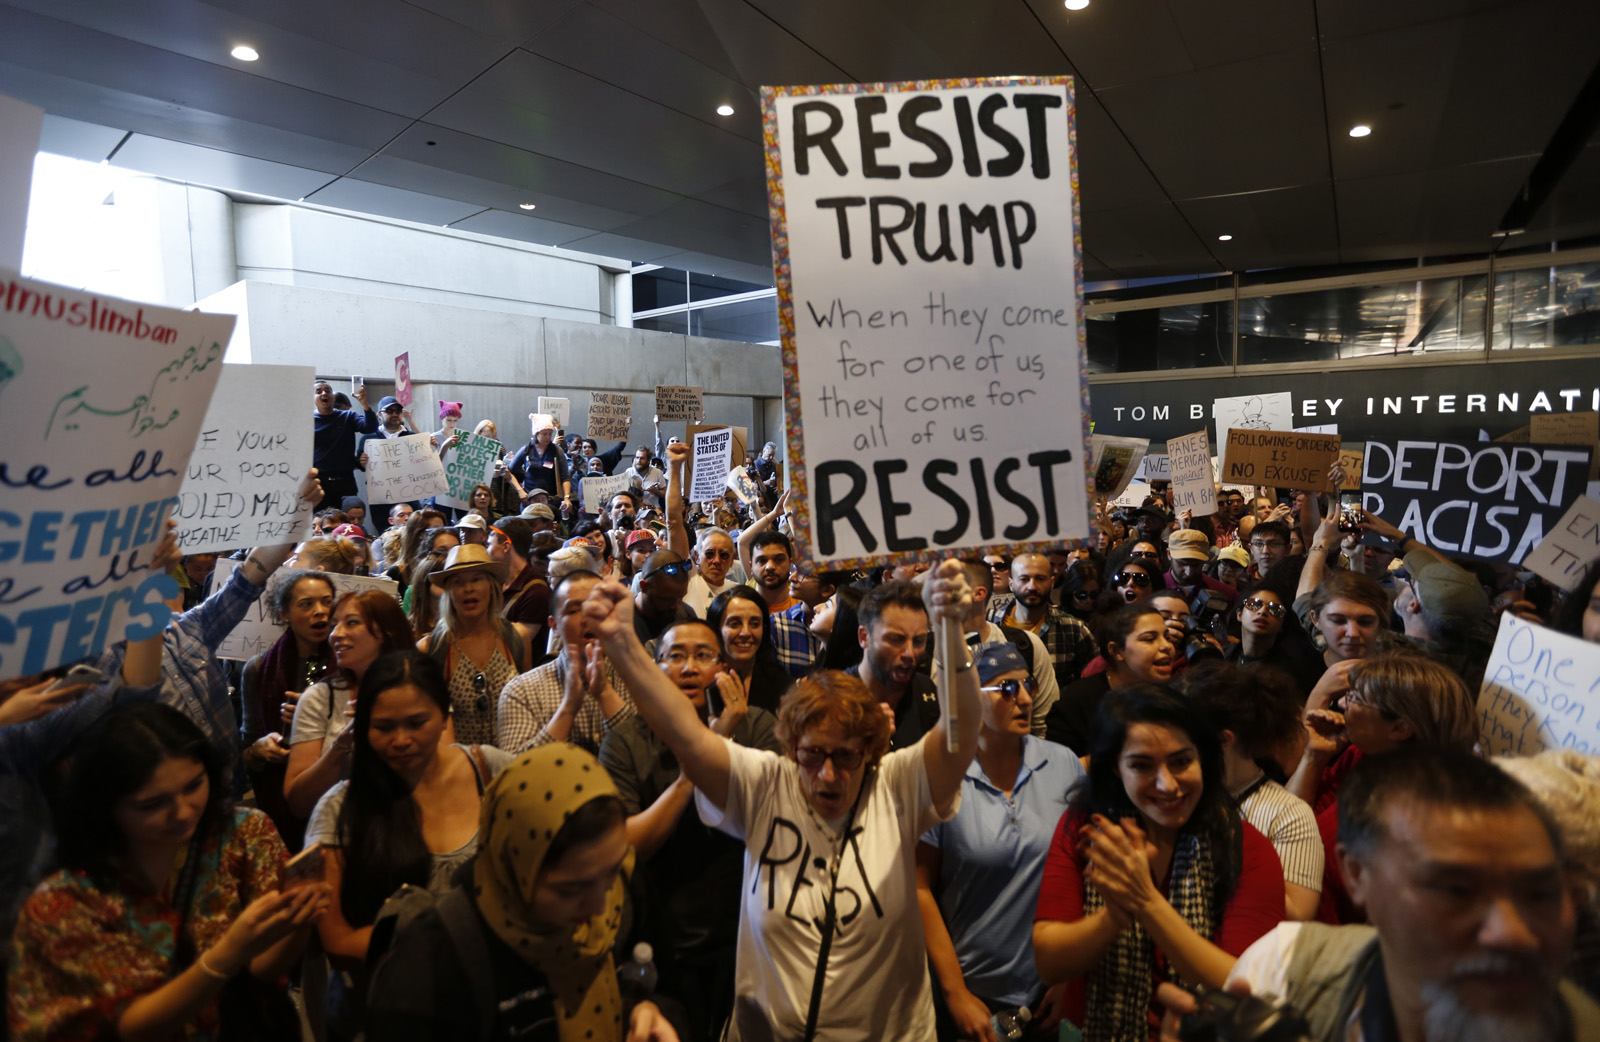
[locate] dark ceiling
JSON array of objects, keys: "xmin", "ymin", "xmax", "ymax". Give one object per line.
[{"xmin": 3, "ymin": 0, "xmax": 1598, "ymax": 287}]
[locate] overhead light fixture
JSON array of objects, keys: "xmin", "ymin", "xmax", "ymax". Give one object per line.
[
  {"xmin": 1217, "ymin": 234, "xmax": 1233, "ymax": 242},
  {"xmin": 230, "ymin": 45, "xmax": 259, "ymax": 62},
  {"xmin": 1348, "ymin": 124, "xmax": 1372, "ymax": 138},
  {"xmin": 716, "ymin": 104, "xmax": 735, "ymax": 116},
  {"xmin": 1064, "ymin": 0, "xmax": 1090, "ymax": 8},
  {"xmin": 519, "ymin": 202, "xmax": 537, "ymax": 210}
]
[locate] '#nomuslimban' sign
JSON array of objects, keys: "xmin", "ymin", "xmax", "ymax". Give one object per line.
[{"xmin": 765, "ymin": 77, "xmax": 1091, "ymax": 568}]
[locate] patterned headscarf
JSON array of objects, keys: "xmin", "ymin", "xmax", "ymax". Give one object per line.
[{"xmin": 473, "ymin": 746, "xmax": 634, "ymax": 1042}]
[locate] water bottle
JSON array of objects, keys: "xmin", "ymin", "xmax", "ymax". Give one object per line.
[
  {"xmin": 617, "ymin": 942, "xmax": 657, "ymax": 1005},
  {"xmin": 990, "ymin": 1005, "xmax": 1031, "ymax": 1041}
]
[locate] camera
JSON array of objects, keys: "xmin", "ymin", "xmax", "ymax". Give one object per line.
[{"xmin": 1178, "ymin": 988, "xmax": 1312, "ymax": 1042}]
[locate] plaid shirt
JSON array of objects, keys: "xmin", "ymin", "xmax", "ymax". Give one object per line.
[
  {"xmin": 495, "ymin": 651, "xmax": 636, "ymax": 755},
  {"xmin": 767, "ymin": 598, "xmax": 819, "ymax": 678},
  {"xmin": 986, "ymin": 594, "xmax": 1097, "ymax": 685},
  {"xmin": 94, "ymin": 565, "xmax": 264, "ymax": 791}
]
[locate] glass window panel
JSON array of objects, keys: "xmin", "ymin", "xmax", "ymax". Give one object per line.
[
  {"xmin": 1085, "ymin": 301, "xmax": 1233, "ymax": 374},
  {"xmin": 1237, "ymin": 275, "xmax": 1486, "ymax": 365},
  {"xmin": 689, "ymin": 271, "xmax": 767, "ymax": 302},
  {"xmin": 1492, "ymin": 262, "xmax": 1600, "ymax": 350},
  {"xmin": 632, "ymin": 268, "xmax": 688, "ymax": 311},
  {"xmin": 635, "ymin": 313, "xmax": 688, "ymax": 335},
  {"xmin": 687, "ymin": 296, "xmax": 779, "ymax": 344}
]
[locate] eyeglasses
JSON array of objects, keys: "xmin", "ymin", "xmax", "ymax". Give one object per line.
[
  {"xmin": 646, "ymin": 560, "xmax": 693, "ymax": 580},
  {"xmin": 472, "ymin": 672, "xmax": 490, "ymax": 715},
  {"xmin": 1249, "ymin": 540, "xmax": 1287, "ymax": 551},
  {"xmin": 795, "ymin": 745, "xmax": 864, "ymax": 771},
  {"xmin": 663, "ymin": 648, "xmax": 721, "ymax": 666},
  {"xmin": 1071, "ymin": 588, "xmax": 1096, "ymax": 601},
  {"xmin": 1113, "ymin": 571, "xmax": 1153, "ymax": 588},
  {"xmin": 982, "ymin": 676, "xmax": 1040, "ymax": 700},
  {"xmin": 1241, "ymin": 597, "xmax": 1287, "ymax": 619}
]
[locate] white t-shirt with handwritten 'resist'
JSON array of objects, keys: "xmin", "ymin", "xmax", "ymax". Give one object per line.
[{"xmin": 696, "ymin": 738, "xmax": 956, "ymax": 1041}]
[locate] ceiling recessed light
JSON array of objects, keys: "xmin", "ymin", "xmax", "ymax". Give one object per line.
[
  {"xmin": 230, "ymin": 45, "xmax": 259, "ymax": 62},
  {"xmin": 716, "ymin": 104, "xmax": 735, "ymax": 116},
  {"xmin": 1064, "ymin": 0, "xmax": 1090, "ymax": 9},
  {"xmin": 1218, "ymin": 234, "xmax": 1233, "ymax": 242},
  {"xmin": 519, "ymin": 203, "xmax": 537, "ymax": 210},
  {"xmin": 1349, "ymin": 124, "xmax": 1372, "ymax": 138}
]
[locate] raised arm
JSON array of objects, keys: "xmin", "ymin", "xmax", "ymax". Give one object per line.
[
  {"xmin": 664, "ymin": 441, "xmax": 691, "ymax": 558},
  {"xmin": 737, "ymin": 490, "xmax": 789, "ymax": 578},
  {"xmin": 919, "ymin": 559, "xmax": 984, "ymax": 817},
  {"xmin": 585, "ymin": 579, "xmax": 733, "ymax": 808}
]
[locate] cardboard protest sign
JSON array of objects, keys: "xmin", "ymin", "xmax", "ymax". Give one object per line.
[
  {"xmin": 1520, "ymin": 495, "xmax": 1600, "ymax": 592},
  {"xmin": 211, "ymin": 559, "xmax": 399, "ymax": 661},
  {"xmin": 686, "ymin": 423, "xmax": 748, "ymax": 496},
  {"xmin": 537, "ymin": 396, "xmax": 570, "ymax": 428},
  {"xmin": 581, "ymin": 473, "xmax": 631, "ymax": 515},
  {"xmin": 1214, "ymin": 392, "xmax": 1293, "ymax": 462},
  {"xmin": 1222, "ymin": 429, "xmax": 1341, "ymax": 491},
  {"xmin": 1361, "ymin": 440, "xmax": 1591, "ymax": 565},
  {"xmin": 1136, "ymin": 454, "xmax": 1170, "ymax": 482},
  {"xmin": 175, "ymin": 364, "xmax": 315, "ymax": 554},
  {"xmin": 587, "ymin": 391, "xmax": 632, "ymax": 441},
  {"xmin": 0, "ymin": 95, "xmax": 43, "ymax": 270},
  {"xmin": 766, "ymin": 77, "xmax": 1089, "ymax": 567},
  {"xmin": 1090, "ymin": 436, "xmax": 1149, "ymax": 500},
  {"xmin": 1530, "ymin": 412, "xmax": 1600, "ymax": 482},
  {"xmin": 394, "ymin": 351, "xmax": 412, "ymax": 407},
  {"xmin": 655, "ymin": 385, "xmax": 703, "ymax": 422},
  {"xmin": 1167, "ymin": 429, "xmax": 1216, "ymax": 517},
  {"xmin": 0, "ymin": 272, "xmax": 235, "ymax": 679},
  {"xmin": 1478, "ymin": 613, "xmax": 1600, "ymax": 757},
  {"xmin": 689, "ymin": 427, "xmax": 734, "ymax": 501},
  {"xmin": 438, "ymin": 430, "xmax": 502, "ymax": 511},
  {"xmin": 364, "ymin": 433, "xmax": 448, "ymax": 502},
  {"xmin": 1337, "ymin": 450, "xmax": 1364, "ymax": 490}
]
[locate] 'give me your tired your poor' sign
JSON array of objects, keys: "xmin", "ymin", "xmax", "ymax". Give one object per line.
[{"xmin": 766, "ymin": 77, "xmax": 1091, "ymax": 569}]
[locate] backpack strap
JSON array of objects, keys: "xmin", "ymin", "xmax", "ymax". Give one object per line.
[
  {"xmin": 436, "ymin": 887, "xmax": 497, "ymax": 1042},
  {"xmin": 468, "ymin": 744, "xmax": 492, "ymax": 794},
  {"xmin": 999, "ymin": 624, "xmax": 1036, "ymax": 671}
]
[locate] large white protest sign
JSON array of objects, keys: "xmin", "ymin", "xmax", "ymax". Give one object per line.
[
  {"xmin": 1521, "ymin": 495, "xmax": 1600, "ymax": 591},
  {"xmin": 1478, "ymin": 613, "xmax": 1600, "ymax": 757},
  {"xmin": 1214, "ymin": 392, "xmax": 1293, "ymax": 468},
  {"xmin": 537, "ymin": 396, "xmax": 570, "ymax": 428},
  {"xmin": 581, "ymin": 473, "xmax": 631, "ymax": 515},
  {"xmin": 1362, "ymin": 439, "xmax": 1591, "ymax": 565},
  {"xmin": 438, "ymin": 430, "xmax": 502, "ymax": 511},
  {"xmin": 0, "ymin": 272, "xmax": 234, "ymax": 679},
  {"xmin": 768, "ymin": 78, "xmax": 1090, "ymax": 567},
  {"xmin": 1113, "ymin": 480, "xmax": 1151, "ymax": 509},
  {"xmin": 1167, "ymin": 429, "xmax": 1216, "ymax": 517},
  {"xmin": 1090, "ymin": 435, "xmax": 1149, "ymax": 500},
  {"xmin": 689, "ymin": 427, "xmax": 734, "ymax": 501},
  {"xmin": 174, "ymin": 364, "xmax": 315, "ymax": 554},
  {"xmin": 211, "ymin": 559, "xmax": 399, "ymax": 661},
  {"xmin": 1136, "ymin": 454, "xmax": 1170, "ymax": 482},
  {"xmin": 364, "ymin": 433, "xmax": 448, "ymax": 503}
]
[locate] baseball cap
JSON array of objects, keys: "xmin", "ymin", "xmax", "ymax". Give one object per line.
[
  {"xmin": 1216, "ymin": 545, "xmax": 1250, "ymax": 568},
  {"xmin": 377, "ymin": 396, "xmax": 401, "ymax": 411},
  {"xmin": 976, "ymin": 643, "xmax": 1028, "ymax": 685},
  {"xmin": 454, "ymin": 513, "xmax": 488, "ymax": 532},
  {"xmin": 625, "ymin": 530, "xmax": 658, "ymax": 551},
  {"xmin": 1166, "ymin": 529, "xmax": 1212, "ymax": 562},
  {"xmin": 329, "ymin": 523, "xmax": 368, "ymax": 542},
  {"xmin": 1400, "ymin": 550, "xmax": 1490, "ymax": 630},
  {"xmin": 520, "ymin": 503, "xmax": 556, "ymax": 522}
]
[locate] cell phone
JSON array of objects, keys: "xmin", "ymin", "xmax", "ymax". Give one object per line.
[
  {"xmin": 704, "ymin": 681, "xmax": 724, "ymax": 719},
  {"xmin": 283, "ymin": 843, "xmax": 326, "ymax": 889},
  {"xmin": 1337, "ymin": 492, "xmax": 1363, "ymax": 533},
  {"xmin": 350, "ymin": 375, "xmax": 364, "ymax": 397},
  {"xmin": 45, "ymin": 664, "xmax": 106, "ymax": 693}
]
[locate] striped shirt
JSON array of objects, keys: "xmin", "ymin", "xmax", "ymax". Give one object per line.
[
  {"xmin": 1235, "ymin": 775, "xmax": 1324, "ymax": 892},
  {"xmin": 494, "ymin": 652, "xmax": 636, "ymax": 755}
]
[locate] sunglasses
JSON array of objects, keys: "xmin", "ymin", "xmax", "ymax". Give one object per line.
[
  {"xmin": 795, "ymin": 745, "xmax": 864, "ymax": 771},
  {"xmin": 1241, "ymin": 597, "xmax": 1287, "ymax": 619},
  {"xmin": 646, "ymin": 561, "xmax": 693, "ymax": 579},
  {"xmin": 1113, "ymin": 571, "xmax": 1153, "ymax": 588},
  {"xmin": 471, "ymin": 672, "xmax": 490, "ymax": 715},
  {"xmin": 1129, "ymin": 550, "xmax": 1159, "ymax": 560},
  {"xmin": 981, "ymin": 676, "xmax": 1040, "ymax": 700}
]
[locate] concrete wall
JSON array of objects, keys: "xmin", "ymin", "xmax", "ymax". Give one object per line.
[{"xmin": 196, "ymin": 279, "xmax": 787, "ymax": 458}]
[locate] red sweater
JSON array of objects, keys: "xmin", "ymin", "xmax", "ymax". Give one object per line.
[{"xmin": 1035, "ymin": 808, "xmax": 1286, "ymax": 1039}]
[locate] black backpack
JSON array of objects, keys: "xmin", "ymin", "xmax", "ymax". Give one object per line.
[{"xmin": 367, "ymin": 885, "xmax": 495, "ymax": 1042}]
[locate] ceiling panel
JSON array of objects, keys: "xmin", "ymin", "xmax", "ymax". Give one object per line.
[
  {"xmin": 667, "ymin": 0, "xmax": 852, "ymax": 87},
  {"xmin": 1178, "ymin": 184, "xmax": 1341, "ymax": 270},
  {"xmin": 1166, "ymin": 0, "xmax": 1316, "ymax": 69},
  {"xmin": 394, "ymin": 0, "xmax": 579, "ymax": 47},
  {"xmin": 111, "ymin": 133, "xmax": 332, "ymax": 200},
  {"xmin": 1072, "ymin": 94, "xmax": 1169, "ymax": 214},
  {"xmin": 1081, "ymin": 202, "xmax": 1220, "ymax": 277},
  {"xmin": 448, "ymin": 207, "xmax": 602, "ymax": 250},
  {"xmin": 304, "ymin": 177, "xmax": 483, "ymax": 227},
  {"xmin": 1028, "ymin": 0, "xmax": 1193, "ymax": 91},
  {"xmin": 37, "ymin": 113, "xmax": 125, "ymax": 161}
]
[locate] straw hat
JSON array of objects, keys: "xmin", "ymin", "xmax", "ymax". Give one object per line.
[{"xmin": 429, "ymin": 543, "xmax": 510, "ymax": 586}]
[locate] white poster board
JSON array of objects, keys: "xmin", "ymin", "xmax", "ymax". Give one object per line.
[
  {"xmin": 364, "ymin": 433, "xmax": 448, "ymax": 502},
  {"xmin": 1136, "ymin": 454, "xmax": 1170, "ymax": 482},
  {"xmin": 1167, "ymin": 429, "xmax": 1217, "ymax": 517},
  {"xmin": 768, "ymin": 78, "xmax": 1089, "ymax": 567},
  {"xmin": 174, "ymin": 364, "xmax": 316, "ymax": 553},
  {"xmin": 1520, "ymin": 495, "xmax": 1600, "ymax": 592},
  {"xmin": 0, "ymin": 272, "xmax": 234, "ymax": 679},
  {"xmin": 581, "ymin": 473, "xmax": 631, "ymax": 515},
  {"xmin": 537, "ymin": 396, "xmax": 570, "ymax": 429},
  {"xmin": 1214, "ymin": 391, "xmax": 1293, "ymax": 468},
  {"xmin": 1478, "ymin": 613, "xmax": 1600, "ymax": 756},
  {"xmin": 1113, "ymin": 480, "xmax": 1152, "ymax": 509},
  {"xmin": 211, "ymin": 559, "xmax": 400, "ymax": 661},
  {"xmin": 689, "ymin": 427, "xmax": 735, "ymax": 501}
]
